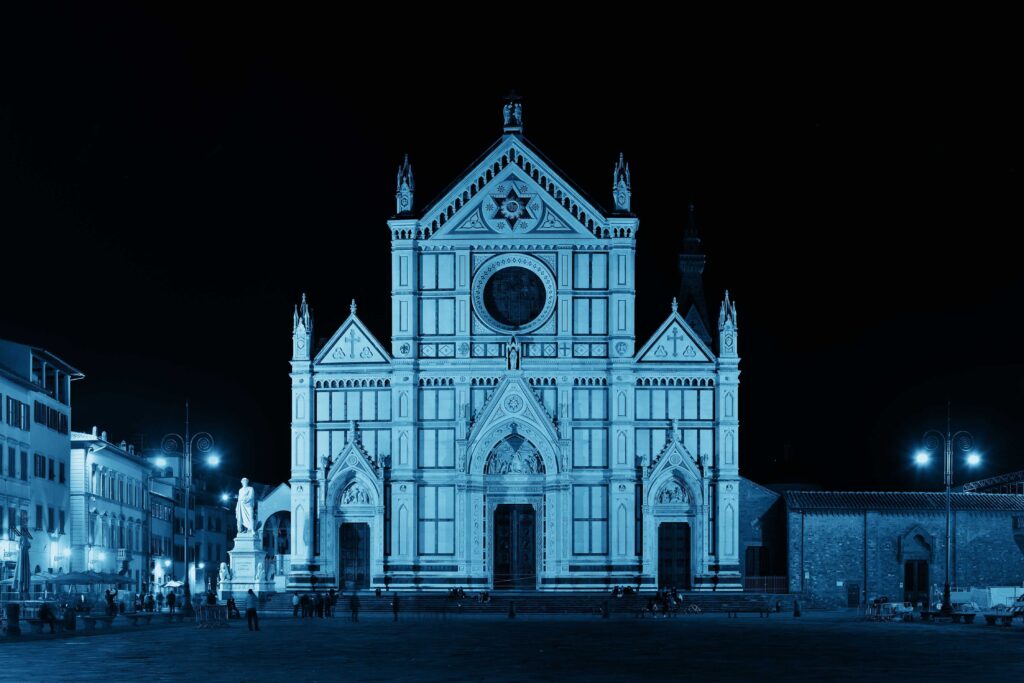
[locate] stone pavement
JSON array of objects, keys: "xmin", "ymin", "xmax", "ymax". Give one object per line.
[{"xmin": 1, "ymin": 611, "xmax": 1023, "ymax": 682}]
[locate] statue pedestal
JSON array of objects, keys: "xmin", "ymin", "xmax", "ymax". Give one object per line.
[{"xmin": 219, "ymin": 532, "xmax": 274, "ymax": 599}]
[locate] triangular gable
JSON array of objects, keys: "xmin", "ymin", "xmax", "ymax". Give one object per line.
[
  {"xmin": 636, "ymin": 312, "xmax": 715, "ymax": 363},
  {"xmin": 649, "ymin": 439, "xmax": 703, "ymax": 486},
  {"xmin": 467, "ymin": 375, "xmax": 560, "ymax": 453},
  {"xmin": 421, "ymin": 137, "xmax": 607, "ymax": 241},
  {"xmin": 315, "ymin": 314, "xmax": 391, "ymax": 365},
  {"xmin": 328, "ymin": 439, "xmax": 382, "ymax": 483}
]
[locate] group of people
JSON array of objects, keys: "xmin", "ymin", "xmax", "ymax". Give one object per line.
[
  {"xmin": 291, "ymin": 589, "xmax": 338, "ymax": 618},
  {"xmin": 641, "ymin": 587, "xmax": 685, "ymax": 618}
]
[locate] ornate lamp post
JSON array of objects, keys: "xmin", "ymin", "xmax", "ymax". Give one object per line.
[
  {"xmin": 915, "ymin": 402, "xmax": 979, "ymax": 615},
  {"xmin": 161, "ymin": 401, "xmax": 216, "ymax": 616}
]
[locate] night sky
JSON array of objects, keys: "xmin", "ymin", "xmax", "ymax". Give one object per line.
[{"xmin": 3, "ymin": 8, "xmax": 1020, "ymax": 491}]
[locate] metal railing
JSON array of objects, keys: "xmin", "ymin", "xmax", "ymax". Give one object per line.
[{"xmin": 743, "ymin": 576, "xmax": 789, "ymax": 593}]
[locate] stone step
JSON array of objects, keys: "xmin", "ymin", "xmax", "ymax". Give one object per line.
[{"xmin": 256, "ymin": 591, "xmax": 792, "ymax": 614}]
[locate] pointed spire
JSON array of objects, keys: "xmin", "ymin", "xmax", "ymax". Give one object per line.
[
  {"xmin": 294, "ymin": 292, "xmax": 312, "ymax": 331},
  {"xmin": 350, "ymin": 299, "xmax": 357, "ymax": 316},
  {"xmin": 719, "ymin": 290, "xmax": 737, "ymax": 329},
  {"xmin": 678, "ymin": 202, "xmax": 711, "ymax": 345},
  {"xmin": 395, "ymin": 154, "xmax": 414, "ymax": 214},
  {"xmin": 683, "ymin": 202, "xmax": 701, "ymax": 253},
  {"xmin": 613, "ymin": 153, "xmax": 631, "ymax": 212}
]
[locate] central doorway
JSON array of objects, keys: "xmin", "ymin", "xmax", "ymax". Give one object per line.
[
  {"xmin": 903, "ymin": 559, "xmax": 929, "ymax": 607},
  {"xmin": 493, "ymin": 504, "xmax": 536, "ymax": 590},
  {"xmin": 339, "ymin": 522, "xmax": 370, "ymax": 590},
  {"xmin": 658, "ymin": 522, "xmax": 691, "ymax": 590}
]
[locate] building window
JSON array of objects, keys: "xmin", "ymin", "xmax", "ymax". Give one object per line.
[
  {"xmin": 6, "ymin": 447, "xmax": 13, "ymax": 478},
  {"xmin": 59, "ymin": 462, "xmax": 65, "ymax": 484},
  {"xmin": 635, "ymin": 388, "xmax": 714, "ymax": 421},
  {"xmin": 418, "ymin": 486, "xmax": 454, "ymax": 555},
  {"xmin": 48, "ymin": 458, "xmax": 55, "ymax": 481},
  {"xmin": 571, "ymin": 297, "xmax": 608, "ymax": 335},
  {"xmin": 5, "ymin": 397, "xmax": 31, "ymax": 430},
  {"xmin": 573, "ymin": 253, "xmax": 608, "ymax": 290},
  {"xmin": 47, "ymin": 507, "xmax": 54, "ymax": 533},
  {"xmin": 7, "ymin": 507, "xmax": 15, "ymax": 540},
  {"xmin": 319, "ymin": 389, "xmax": 391, "ymax": 422},
  {"xmin": 572, "ymin": 485, "xmax": 608, "ymax": 555},
  {"xmin": 571, "ymin": 388, "xmax": 607, "ymax": 420},
  {"xmin": 419, "ymin": 298, "xmax": 456, "ymax": 336},
  {"xmin": 59, "ymin": 510, "xmax": 65, "ymax": 535},
  {"xmin": 572, "ymin": 428, "xmax": 607, "ymax": 468},
  {"xmin": 20, "ymin": 451, "xmax": 27, "ymax": 481},
  {"xmin": 418, "ymin": 429, "xmax": 455, "ymax": 469},
  {"xmin": 419, "ymin": 253, "xmax": 455, "ymax": 290},
  {"xmin": 35, "ymin": 505, "xmax": 43, "ymax": 531},
  {"xmin": 419, "ymin": 388, "xmax": 456, "ymax": 420}
]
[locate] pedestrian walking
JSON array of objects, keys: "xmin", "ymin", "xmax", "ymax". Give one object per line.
[
  {"xmin": 292, "ymin": 593, "xmax": 300, "ymax": 618},
  {"xmin": 392, "ymin": 593, "xmax": 400, "ymax": 622},
  {"xmin": 167, "ymin": 590, "xmax": 177, "ymax": 614},
  {"xmin": 315, "ymin": 592, "xmax": 324, "ymax": 618},
  {"xmin": 349, "ymin": 592, "xmax": 360, "ymax": 622},
  {"xmin": 300, "ymin": 592, "xmax": 310, "ymax": 618},
  {"xmin": 245, "ymin": 589, "xmax": 260, "ymax": 631}
]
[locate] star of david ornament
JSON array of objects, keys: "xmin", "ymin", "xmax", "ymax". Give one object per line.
[{"xmin": 489, "ymin": 187, "xmax": 535, "ymax": 230}]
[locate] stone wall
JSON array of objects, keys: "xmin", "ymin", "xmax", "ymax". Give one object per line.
[{"xmin": 788, "ymin": 508, "xmax": 1024, "ymax": 607}]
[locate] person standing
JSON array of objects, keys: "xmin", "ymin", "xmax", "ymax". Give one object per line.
[
  {"xmin": 349, "ymin": 592, "xmax": 360, "ymax": 622},
  {"xmin": 392, "ymin": 593, "xmax": 400, "ymax": 622},
  {"xmin": 292, "ymin": 593, "xmax": 300, "ymax": 618},
  {"xmin": 245, "ymin": 589, "xmax": 260, "ymax": 631},
  {"xmin": 167, "ymin": 590, "xmax": 176, "ymax": 614}
]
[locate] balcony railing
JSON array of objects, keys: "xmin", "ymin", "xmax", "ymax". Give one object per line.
[
  {"xmin": 743, "ymin": 576, "xmax": 789, "ymax": 593},
  {"xmin": 117, "ymin": 548, "xmax": 131, "ymax": 561}
]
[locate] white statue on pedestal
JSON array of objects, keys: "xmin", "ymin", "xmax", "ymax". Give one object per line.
[
  {"xmin": 236, "ymin": 477, "xmax": 256, "ymax": 534},
  {"xmin": 255, "ymin": 561, "xmax": 265, "ymax": 582}
]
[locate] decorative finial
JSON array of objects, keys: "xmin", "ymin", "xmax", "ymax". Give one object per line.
[
  {"xmin": 613, "ymin": 153, "xmax": 631, "ymax": 212},
  {"xmin": 671, "ymin": 297, "xmax": 678, "ymax": 313},
  {"xmin": 395, "ymin": 154, "xmax": 414, "ymax": 214},
  {"xmin": 502, "ymin": 91, "xmax": 523, "ymax": 133},
  {"xmin": 350, "ymin": 299, "xmax": 357, "ymax": 316},
  {"xmin": 295, "ymin": 292, "xmax": 312, "ymax": 330}
]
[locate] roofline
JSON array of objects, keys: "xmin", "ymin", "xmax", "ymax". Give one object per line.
[{"xmin": 415, "ymin": 132, "xmax": 611, "ymax": 224}]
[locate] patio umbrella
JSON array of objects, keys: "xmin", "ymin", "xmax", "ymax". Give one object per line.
[
  {"xmin": 164, "ymin": 580, "xmax": 184, "ymax": 588},
  {"xmin": 49, "ymin": 571, "xmax": 101, "ymax": 585},
  {"xmin": 98, "ymin": 572, "xmax": 134, "ymax": 585}
]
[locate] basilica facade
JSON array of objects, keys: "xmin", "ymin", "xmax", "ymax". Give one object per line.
[{"xmin": 288, "ymin": 103, "xmax": 741, "ymax": 592}]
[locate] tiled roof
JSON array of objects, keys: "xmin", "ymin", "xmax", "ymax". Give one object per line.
[{"xmin": 783, "ymin": 491, "xmax": 1024, "ymax": 512}]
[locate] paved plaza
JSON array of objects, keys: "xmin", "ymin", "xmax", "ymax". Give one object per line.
[{"xmin": 2, "ymin": 611, "xmax": 1023, "ymax": 682}]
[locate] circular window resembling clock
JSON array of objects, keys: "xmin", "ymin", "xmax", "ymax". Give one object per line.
[{"xmin": 472, "ymin": 254, "xmax": 555, "ymax": 334}]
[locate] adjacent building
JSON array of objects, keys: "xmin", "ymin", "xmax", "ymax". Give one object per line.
[
  {"xmin": 69, "ymin": 428, "xmax": 152, "ymax": 593},
  {"xmin": 0, "ymin": 339, "xmax": 82, "ymax": 590}
]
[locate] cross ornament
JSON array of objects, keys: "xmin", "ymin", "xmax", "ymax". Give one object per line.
[
  {"xmin": 667, "ymin": 328, "xmax": 685, "ymax": 356},
  {"xmin": 344, "ymin": 330, "xmax": 360, "ymax": 358}
]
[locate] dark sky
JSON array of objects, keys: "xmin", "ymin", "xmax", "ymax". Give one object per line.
[{"xmin": 2, "ymin": 8, "xmax": 1021, "ymax": 491}]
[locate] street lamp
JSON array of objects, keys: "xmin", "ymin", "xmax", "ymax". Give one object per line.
[
  {"xmin": 161, "ymin": 401, "xmax": 216, "ymax": 615},
  {"xmin": 914, "ymin": 404, "xmax": 979, "ymax": 615}
]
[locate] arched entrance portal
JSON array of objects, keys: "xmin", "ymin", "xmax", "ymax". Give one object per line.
[
  {"xmin": 658, "ymin": 522, "xmax": 691, "ymax": 589},
  {"xmin": 483, "ymin": 430, "xmax": 546, "ymax": 590},
  {"xmin": 493, "ymin": 504, "xmax": 536, "ymax": 589},
  {"xmin": 339, "ymin": 522, "xmax": 370, "ymax": 590}
]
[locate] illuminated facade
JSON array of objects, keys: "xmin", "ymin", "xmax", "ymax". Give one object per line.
[
  {"xmin": 0, "ymin": 340, "xmax": 81, "ymax": 589},
  {"xmin": 288, "ymin": 103, "xmax": 741, "ymax": 592}
]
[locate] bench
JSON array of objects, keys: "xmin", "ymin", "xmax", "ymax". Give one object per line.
[
  {"xmin": 25, "ymin": 618, "xmax": 61, "ymax": 635},
  {"xmin": 983, "ymin": 614, "xmax": 1013, "ymax": 626},
  {"xmin": 124, "ymin": 613, "xmax": 153, "ymax": 626},
  {"xmin": 81, "ymin": 615, "xmax": 116, "ymax": 631},
  {"xmin": 722, "ymin": 602, "xmax": 772, "ymax": 618}
]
